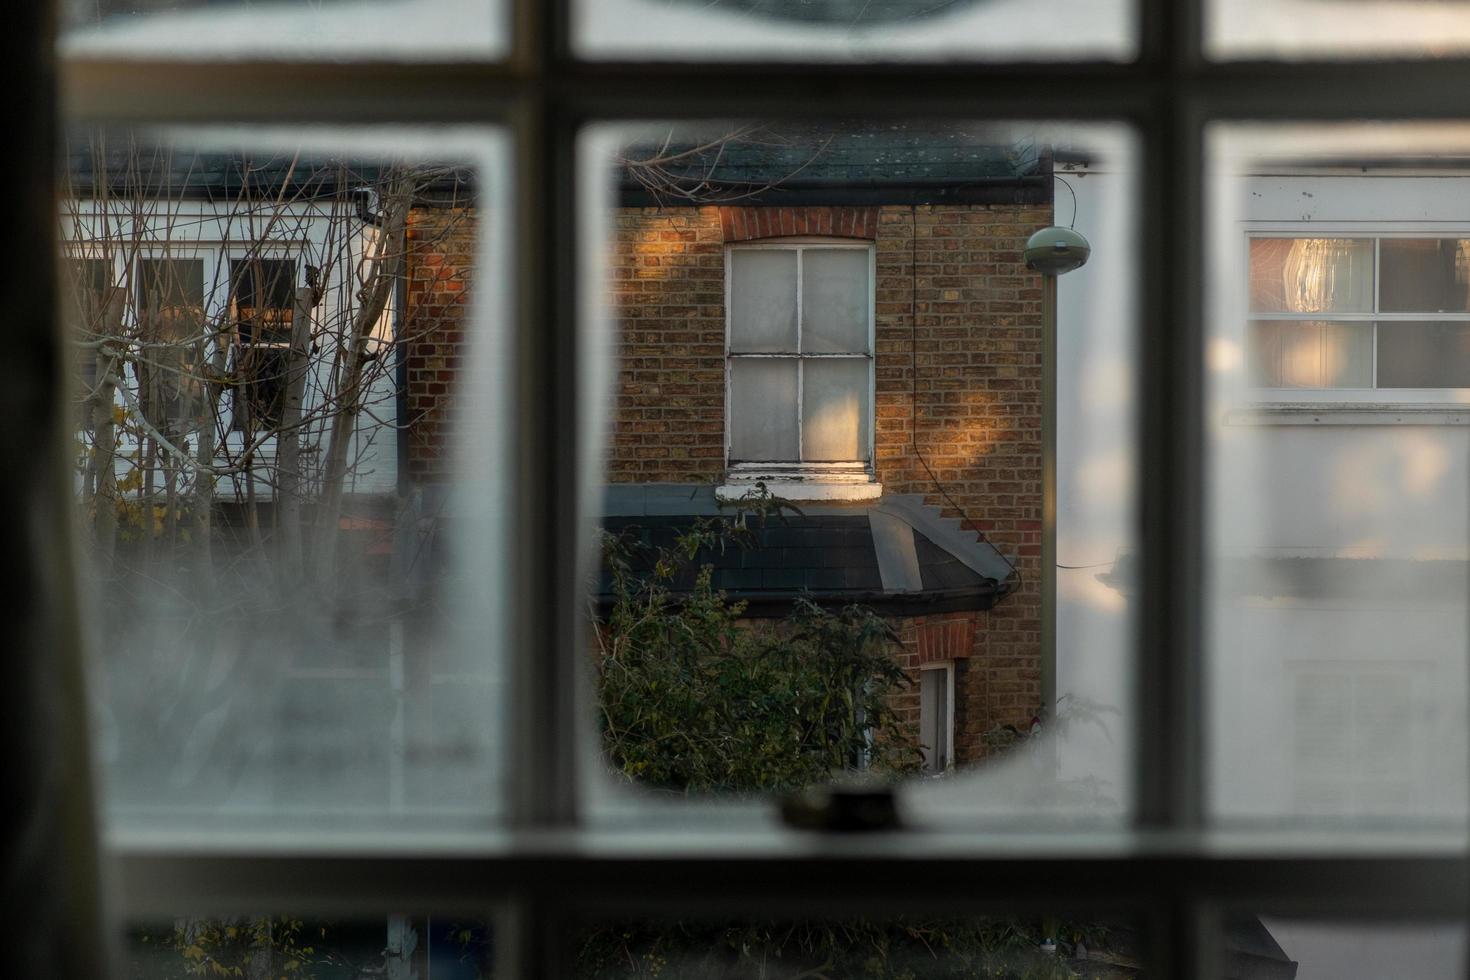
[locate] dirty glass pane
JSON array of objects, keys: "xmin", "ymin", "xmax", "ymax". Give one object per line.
[
  {"xmin": 1247, "ymin": 320, "xmax": 1372, "ymax": 388},
  {"xmin": 729, "ymin": 249, "xmax": 798, "ymax": 353},
  {"xmin": 1380, "ymin": 239, "xmax": 1470, "ymax": 313},
  {"xmin": 801, "ymin": 248, "xmax": 869, "ymax": 354},
  {"xmin": 801, "ymin": 357, "xmax": 869, "ymax": 461},
  {"xmin": 64, "ymin": 127, "xmax": 510, "ymax": 835},
  {"xmin": 573, "ymin": 0, "xmax": 1135, "ymax": 63},
  {"xmin": 1249, "ymin": 238, "xmax": 1372, "ymax": 314},
  {"xmin": 583, "ymin": 122, "xmax": 1138, "ymax": 826},
  {"xmin": 1218, "ymin": 916, "xmax": 1466, "ymax": 980},
  {"xmin": 60, "ymin": 0, "xmax": 507, "ymax": 60},
  {"xmin": 126, "ymin": 915, "xmax": 494, "ymax": 979},
  {"xmin": 1209, "ymin": 0, "xmax": 1470, "ymax": 60},
  {"xmin": 728, "ymin": 357, "xmax": 798, "ymax": 460},
  {"xmin": 1207, "ymin": 125, "xmax": 1470, "ymax": 827}
]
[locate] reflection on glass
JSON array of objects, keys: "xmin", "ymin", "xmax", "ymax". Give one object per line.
[
  {"xmin": 586, "ymin": 122, "xmax": 1137, "ymax": 823},
  {"xmin": 574, "ymin": 916, "xmax": 1142, "ymax": 979},
  {"xmin": 63, "ymin": 129, "xmax": 508, "ymax": 832},
  {"xmin": 802, "ymin": 357, "xmax": 869, "ymax": 461},
  {"xmin": 1247, "ymin": 320, "xmax": 1371, "ymax": 388},
  {"xmin": 1221, "ymin": 917, "xmax": 1466, "ymax": 980},
  {"xmin": 127, "ymin": 915, "xmax": 493, "ymax": 979},
  {"xmin": 61, "ymin": 0, "xmax": 507, "ymax": 59},
  {"xmin": 574, "ymin": 0, "xmax": 1135, "ymax": 63},
  {"xmin": 1249, "ymin": 238, "xmax": 1372, "ymax": 314},
  {"xmin": 1209, "ymin": 126, "xmax": 1470, "ymax": 826},
  {"xmin": 1380, "ymin": 239, "xmax": 1470, "ymax": 313}
]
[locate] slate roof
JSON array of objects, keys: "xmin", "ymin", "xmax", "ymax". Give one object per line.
[
  {"xmin": 619, "ymin": 123, "xmax": 1046, "ymax": 204},
  {"xmin": 596, "ymin": 484, "xmax": 1015, "ymax": 616},
  {"xmin": 62, "ymin": 129, "xmax": 475, "ymax": 201}
]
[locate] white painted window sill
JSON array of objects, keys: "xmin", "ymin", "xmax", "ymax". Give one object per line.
[
  {"xmin": 716, "ymin": 463, "xmax": 881, "ymax": 502},
  {"xmin": 1225, "ymin": 403, "xmax": 1470, "ymax": 425}
]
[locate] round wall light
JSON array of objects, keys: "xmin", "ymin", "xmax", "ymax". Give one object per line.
[{"xmin": 1024, "ymin": 226, "xmax": 1091, "ymax": 275}]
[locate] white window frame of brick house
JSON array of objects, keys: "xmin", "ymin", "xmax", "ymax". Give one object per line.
[
  {"xmin": 23, "ymin": 1, "xmax": 1470, "ymax": 977},
  {"xmin": 919, "ymin": 660, "xmax": 955, "ymax": 775},
  {"xmin": 718, "ymin": 239, "xmax": 881, "ymax": 502},
  {"xmin": 1244, "ymin": 225, "xmax": 1470, "ymax": 404}
]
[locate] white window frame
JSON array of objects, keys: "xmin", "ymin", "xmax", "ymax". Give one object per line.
[
  {"xmin": 719, "ymin": 239, "xmax": 880, "ymax": 502},
  {"xmin": 1244, "ymin": 224, "xmax": 1470, "ymax": 406}
]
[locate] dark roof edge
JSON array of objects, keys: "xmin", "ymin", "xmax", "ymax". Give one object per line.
[
  {"xmin": 592, "ymin": 582, "xmax": 1006, "ymax": 619},
  {"xmin": 618, "ymin": 176, "xmax": 1049, "ymax": 209}
]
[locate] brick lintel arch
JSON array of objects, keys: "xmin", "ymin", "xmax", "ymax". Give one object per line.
[{"xmin": 719, "ymin": 206, "xmax": 880, "ymax": 243}]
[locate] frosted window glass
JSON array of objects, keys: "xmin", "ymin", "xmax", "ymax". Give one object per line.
[
  {"xmin": 801, "ymin": 249, "xmax": 869, "ymax": 353},
  {"xmin": 1249, "ymin": 239, "xmax": 1372, "ymax": 314},
  {"xmin": 575, "ymin": 0, "xmax": 1136, "ymax": 63},
  {"xmin": 1248, "ymin": 320, "xmax": 1372, "ymax": 388},
  {"xmin": 66, "ymin": 129, "xmax": 512, "ymax": 835},
  {"xmin": 729, "ymin": 358, "xmax": 798, "ymax": 461},
  {"xmin": 730, "ymin": 250, "xmax": 797, "ymax": 352},
  {"xmin": 1377, "ymin": 321, "xmax": 1470, "ymax": 387},
  {"xmin": 1380, "ymin": 239, "xmax": 1470, "ymax": 313},
  {"xmin": 801, "ymin": 358, "xmax": 869, "ymax": 462},
  {"xmin": 61, "ymin": 0, "xmax": 507, "ymax": 60}
]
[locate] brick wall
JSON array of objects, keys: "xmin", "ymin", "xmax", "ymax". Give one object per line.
[
  {"xmin": 607, "ymin": 202, "xmax": 1049, "ymax": 744},
  {"xmin": 403, "ymin": 206, "xmax": 477, "ymax": 484},
  {"xmin": 607, "ymin": 207, "xmax": 728, "ymax": 482}
]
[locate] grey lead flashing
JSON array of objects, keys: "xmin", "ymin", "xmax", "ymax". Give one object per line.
[
  {"xmin": 875, "ymin": 493, "xmax": 1017, "ymax": 585},
  {"xmin": 868, "ymin": 509, "xmax": 923, "ymax": 593}
]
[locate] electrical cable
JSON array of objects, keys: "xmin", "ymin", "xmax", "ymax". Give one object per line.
[
  {"xmin": 909, "ymin": 205, "xmax": 1022, "ymax": 592},
  {"xmin": 1054, "ymin": 173, "xmax": 1079, "ymax": 228}
]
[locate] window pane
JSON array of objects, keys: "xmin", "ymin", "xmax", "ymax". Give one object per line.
[
  {"xmin": 574, "ymin": 0, "xmax": 1135, "ymax": 63},
  {"xmin": 919, "ymin": 666, "xmax": 949, "ymax": 773},
  {"xmin": 1219, "ymin": 917, "xmax": 1466, "ymax": 980},
  {"xmin": 1247, "ymin": 320, "xmax": 1372, "ymax": 388},
  {"xmin": 1377, "ymin": 321, "xmax": 1470, "ymax": 387},
  {"xmin": 61, "ymin": 0, "xmax": 507, "ymax": 60},
  {"xmin": 1249, "ymin": 238, "xmax": 1372, "ymax": 314},
  {"xmin": 1209, "ymin": 126, "xmax": 1470, "ymax": 827},
  {"xmin": 728, "ymin": 357, "xmax": 798, "ymax": 461},
  {"xmin": 801, "ymin": 357, "xmax": 870, "ymax": 461},
  {"xmin": 1380, "ymin": 239, "xmax": 1470, "ymax": 313},
  {"xmin": 64, "ymin": 128, "xmax": 511, "ymax": 835},
  {"xmin": 801, "ymin": 248, "xmax": 869, "ymax": 354},
  {"xmin": 585, "ymin": 122, "xmax": 1138, "ymax": 825},
  {"xmin": 729, "ymin": 249, "xmax": 798, "ymax": 353},
  {"xmin": 1210, "ymin": 0, "xmax": 1470, "ymax": 60}
]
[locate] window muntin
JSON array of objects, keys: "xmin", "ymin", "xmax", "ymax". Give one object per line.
[
  {"xmin": 1248, "ymin": 235, "xmax": 1470, "ymax": 389},
  {"xmin": 726, "ymin": 243, "xmax": 873, "ymax": 465}
]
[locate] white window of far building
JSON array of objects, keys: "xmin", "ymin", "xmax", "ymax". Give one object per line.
[
  {"xmin": 919, "ymin": 662, "xmax": 954, "ymax": 775},
  {"xmin": 722, "ymin": 241, "xmax": 876, "ymax": 499},
  {"xmin": 1248, "ymin": 234, "xmax": 1470, "ymax": 390}
]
